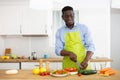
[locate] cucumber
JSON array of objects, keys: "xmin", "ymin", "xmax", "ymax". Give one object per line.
[
  {"xmin": 78, "ymin": 69, "xmax": 84, "ymax": 74},
  {"xmin": 78, "ymin": 70, "xmax": 97, "ymax": 75}
]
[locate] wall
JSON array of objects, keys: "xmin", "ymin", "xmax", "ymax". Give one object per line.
[
  {"xmin": 0, "ymin": 36, "xmax": 56, "ymax": 58},
  {"xmin": 111, "ymin": 9, "xmax": 120, "ymax": 70},
  {"xmin": 78, "ymin": 8, "xmax": 110, "ymax": 58}
]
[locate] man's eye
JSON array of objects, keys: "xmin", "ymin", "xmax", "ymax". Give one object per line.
[
  {"xmin": 65, "ymin": 16, "xmax": 73, "ymax": 19},
  {"xmin": 65, "ymin": 16, "xmax": 69, "ymax": 18}
]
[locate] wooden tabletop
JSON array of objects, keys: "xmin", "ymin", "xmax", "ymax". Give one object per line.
[
  {"xmin": 0, "ymin": 70, "xmax": 119, "ymax": 80},
  {"xmin": 0, "ymin": 57, "xmax": 113, "ymax": 63}
]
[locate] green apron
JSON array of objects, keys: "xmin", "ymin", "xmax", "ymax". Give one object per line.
[{"xmin": 63, "ymin": 27, "xmax": 91, "ymax": 70}]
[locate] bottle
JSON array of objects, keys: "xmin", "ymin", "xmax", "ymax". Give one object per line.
[
  {"xmin": 39, "ymin": 59, "xmax": 43, "ymax": 69},
  {"xmin": 32, "ymin": 52, "xmax": 37, "ymax": 60},
  {"xmin": 29, "ymin": 52, "xmax": 33, "ymax": 60},
  {"xmin": 46, "ymin": 61, "xmax": 50, "ymax": 72}
]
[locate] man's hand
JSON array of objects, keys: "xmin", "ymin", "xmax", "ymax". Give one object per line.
[
  {"xmin": 69, "ymin": 52, "xmax": 77, "ymax": 62},
  {"xmin": 80, "ymin": 51, "xmax": 93, "ymax": 70},
  {"xmin": 81, "ymin": 60, "xmax": 88, "ymax": 70}
]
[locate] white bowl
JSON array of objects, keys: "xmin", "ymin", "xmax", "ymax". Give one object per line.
[{"xmin": 69, "ymin": 71, "xmax": 78, "ymax": 75}]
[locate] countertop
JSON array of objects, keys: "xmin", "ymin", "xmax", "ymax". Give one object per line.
[
  {"xmin": 0, "ymin": 70, "xmax": 119, "ymax": 80},
  {"xmin": 0, "ymin": 57, "xmax": 113, "ymax": 63}
]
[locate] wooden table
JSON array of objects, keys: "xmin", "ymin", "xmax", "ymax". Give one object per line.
[{"xmin": 0, "ymin": 70, "xmax": 120, "ymax": 80}]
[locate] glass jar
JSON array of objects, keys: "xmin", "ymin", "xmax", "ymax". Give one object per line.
[{"xmin": 32, "ymin": 52, "xmax": 37, "ymax": 60}]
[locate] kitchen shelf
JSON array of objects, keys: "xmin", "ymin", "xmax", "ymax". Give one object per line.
[
  {"xmin": 22, "ymin": 34, "xmax": 48, "ymax": 37},
  {"xmin": 0, "ymin": 34, "xmax": 48, "ymax": 37},
  {"xmin": 0, "ymin": 58, "xmax": 62, "ymax": 63}
]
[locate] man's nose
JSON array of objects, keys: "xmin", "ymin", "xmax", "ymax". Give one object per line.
[{"xmin": 67, "ymin": 16, "xmax": 72, "ymax": 21}]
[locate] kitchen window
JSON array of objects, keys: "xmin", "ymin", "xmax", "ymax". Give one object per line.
[{"xmin": 51, "ymin": 10, "xmax": 79, "ymax": 46}]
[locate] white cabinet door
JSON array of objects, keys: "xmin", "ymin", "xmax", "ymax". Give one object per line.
[
  {"xmin": 49, "ymin": 62, "xmax": 58, "ymax": 70},
  {"xmin": 111, "ymin": 0, "xmax": 120, "ymax": 8},
  {"xmin": 0, "ymin": 6, "xmax": 21, "ymax": 35},
  {"xmin": 21, "ymin": 62, "xmax": 39, "ymax": 69},
  {"xmin": 0, "ymin": 63, "xmax": 19, "ymax": 69},
  {"xmin": 21, "ymin": 62, "xmax": 46, "ymax": 70},
  {"xmin": 21, "ymin": 6, "xmax": 48, "ymax": 35},
  {"xmin": 49, "ymin": 62, "xmax": 62, "ymax": 70},
  {"xmin": 57, "ymin": 62, "xmax": 62, "ymax": 69},
  {"xmin": 21, "ymin": 62, "xmax": 62, "ymax": 70}
]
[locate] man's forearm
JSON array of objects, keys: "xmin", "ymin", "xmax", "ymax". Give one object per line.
[
  {"xmin": 60, "ymin": 50, "xmax": 77, "ymax": 62},
  {"xmin": 84, "ymin": 51, "xmax": 93, "ymax": 62},
  {"xmin": 60, "ymin": 50, "xmax": 72, "ymax": 56}
]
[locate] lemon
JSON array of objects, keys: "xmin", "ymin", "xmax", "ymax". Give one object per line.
[
  {"xmin": 1, "ymin": 56, "xmax": 5, "ymax": 59},
  {"xmin": 40, "ymin": 67, "xmax": 46, "ymax": 73},
  {"xmin": 5, "ymin": 56, "xmax": 10, "ymax": 59},
  {"xmin": 1, "ymin": 56, "xmax": 10, "ymax": 59},
  {"xmin": 33, "ymin": 68, "xmax": 40, "ymax": 75}
]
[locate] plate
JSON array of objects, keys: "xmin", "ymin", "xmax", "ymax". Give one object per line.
[{"xmin": 50, "ymin": 73, "xmax": 69, "ymax": 77}]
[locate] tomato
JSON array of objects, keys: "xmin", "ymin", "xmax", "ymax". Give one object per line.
[
  {"xmin": 78, "ymin": 73, "xmax": 82, "ymax": 76},
  {"xmin": 46, "ymin": 72, "xmax": 50, "ymax": 75},
  {"xmin": 69, "ymin": 68, "xmax": 76, "ymax": 72},
  {"xmin": 44, "ymin": 72, "xmax": 48, "ymax": 75},
  {"xmin": 64, "ymin": 68, "xmax": 77, "ymax": 72},
  {"xmin": 57, "ymin": 70, "xmax": 63, "ymax": 74},
  {"xmin": 64, "ymin": 68, "xmax": 69, "ymax": 71},
  {"xmin": 63, "ymin": 69, "xmax": 68, "ymax": 74},
  {"xmin": 40, "ymin": 72, "xmax": 45, "ymax": 76},
  {"xmin": 40, "ymin": 72, "xmax": 50, "ymax": 76}
]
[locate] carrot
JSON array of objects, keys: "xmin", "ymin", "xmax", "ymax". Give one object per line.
[
  {"xmin": 104, "ymin": 69, "xmax": 116, "ymax": 75},
  {"xmin": 99, "ymin": 67, "xmax": 116, "ymax": 76},
  {"xmin": 100, "ymin": 67, "xmax": 111, "ymax": 74}
]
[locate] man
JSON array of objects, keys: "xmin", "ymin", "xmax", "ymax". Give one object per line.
[{"xmin": 55, "ymin": 6, "xmax": 95, "ymax": 70}]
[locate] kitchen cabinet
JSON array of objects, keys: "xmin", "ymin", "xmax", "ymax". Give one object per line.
[
  {"xmin": 0, "ymin": 1, "xmax": 49, "ymax": 35},
  {"xmin": 111, "ymin": 0, "xmax": 120, "ymax": 8},
  {"xmin": 49, "ymin": 62, "xmax": 58, "ymax": 70},
  {"xmin": 0, "ymin": 63, "xmax": 19, "ymax": 69},
  {"xmin": 21, "ymin": 62, "xmax": 39, "ymax": 69},
  {"xmin": 21, "ymin": 6, "xmax": 48, "ymax": 35},
  {"xmin": 21, "ymin": 62, "xmax": 62, "ymax": 70},
  {"xmin": 21, "ymin": 62, "xmax": 47, "ymax": 69},
  {"xmin": 57, "ymin": 62, "xmax": 62, "ymax": 69},
  {"xmin": 0, "ymin": 6, "xmax": 21, "ymax": 35}
]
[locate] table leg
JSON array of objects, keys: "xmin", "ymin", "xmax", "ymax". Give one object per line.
[{"xmin": 19, "ymin": 62, "xmax": 21, "ymax": 70}]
